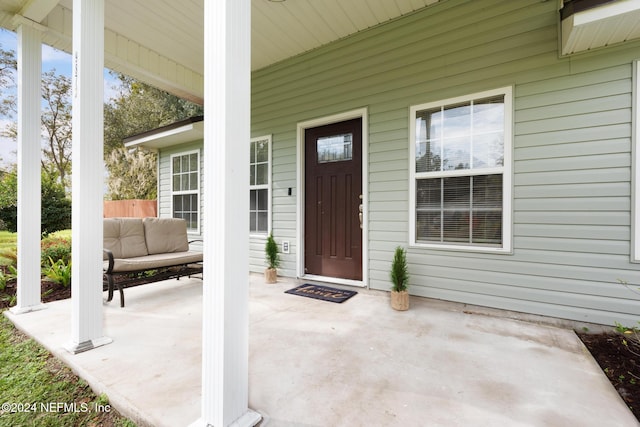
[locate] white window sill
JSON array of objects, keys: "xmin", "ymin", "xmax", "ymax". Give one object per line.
[{"xmin": 410, "ymin": 242, "xmax": 512, "ymax": 255}]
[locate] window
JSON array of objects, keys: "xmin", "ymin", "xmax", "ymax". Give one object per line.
[
  {"xmin": 317, "ymin": 133, "xmax": 352, "ymax": 163},
  {"xmin": 171, "ymin": 150, "xmax": 200, "ymax": 232},
  {"xmin": 410, "ymin": 87, "xmax": 512, "ymax": 252},
  {"xmin": 250, "ymin": 135, "xmax": 272, "ymax": 234}
]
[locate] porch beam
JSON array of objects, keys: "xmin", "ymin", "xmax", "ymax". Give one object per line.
[
  {"xmin": 66, "ymin": 0, "xmax": 111, "ymax": 354},
  {"xmin": 19, "ymin": 0, "xmax": 60, "ymax": 23},
  {"xmin": 11, "ymin": 23, "xmax": 45, "ymax": 314},
  {"xmin": 195, "ymin": 0, "xmax": 260, "ymax": 426}
]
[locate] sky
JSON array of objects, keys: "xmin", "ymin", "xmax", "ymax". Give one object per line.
[{"xmin": 0, "ymin": 28, "xmax": 121, "ymax": 167}]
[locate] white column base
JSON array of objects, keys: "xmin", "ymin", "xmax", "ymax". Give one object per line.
[
  {"xmin": 189, "ymin": 409, "xmax": 262, "ymax": 427},
  {"xmin": 10, "ymin": 303, "xmax": 48, "ymax": 315},
  {"xmin": 64, "ymin": 336, "xmax": 112, "ymax": 354}
]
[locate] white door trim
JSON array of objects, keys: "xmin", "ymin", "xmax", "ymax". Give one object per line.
[{"xmin": 296, "ymin": 108, "xmax": 369, "ymax": 288}]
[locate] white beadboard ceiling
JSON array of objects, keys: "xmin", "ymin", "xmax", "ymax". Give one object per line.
[
  {"xmin": 1, "ymin": 0, "xmax": 639, "ymax": 103},
  {"xmin": 251, "ymin": 0, "xmax": 440, "ymax": 70},
  {"xmin": 0, "ymin": 0, "xmax": 440, "ymax": 103}
]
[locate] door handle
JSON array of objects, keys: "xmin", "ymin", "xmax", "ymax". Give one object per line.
[{"xmin": 358, "ymin": 194, "xmax": 363, "ymax": 229}]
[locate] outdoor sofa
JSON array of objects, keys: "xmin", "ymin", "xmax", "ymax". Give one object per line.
[{"xmin": 103, "ymin": 217, "xmax": 203, "ymax": 307}]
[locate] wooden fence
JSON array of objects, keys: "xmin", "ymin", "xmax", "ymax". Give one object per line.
[{"xmin": 103, "ymin": 200, "xmax": 157, "ymax": 218}]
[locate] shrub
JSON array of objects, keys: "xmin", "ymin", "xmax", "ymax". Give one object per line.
[
  {"xmin": 43, "ymin": 258, "xmax": 72, "ymax": 287},
  {"xmin": 265, "ymin": 233, "xmax": 280, "ymax": 269},
  {"xmin": 41, "ymin": 236, "xmax": 71, "ymax": 267},
  {"xmin": 41, "ymin": 174, "xmax": 71, "ymax": 236},
  {"xmin": 0, "ymin": 206, "xmax": 17, "ymax": 232},
  {"xmin": 0, "ymin": 266, "xmax": 16, "ymax": 291},
  {"xmin": 0, "ymin": 248, "xmax": 17, "ymax": 267},
  {"xmin": 0, "ymin": 171, "xmax": 71, "ymax": 235},
  {"xmin": 43, "ymin": 258, "xmax": 71, "ymax": 287},
  {"xmin": 390, "ymin": 246, "xmax": 409, "ymax": 292}
]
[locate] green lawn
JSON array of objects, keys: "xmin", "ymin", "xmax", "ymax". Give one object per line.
[
  {"xmin": 0, "ymin": 231, "xmax": 16, "ymax": 267},
  {"xmin": 0, "ymin": 230, "xmax": 73, "ymax": 266},
  {"xmin": 0, "ymin": 231, "xmax": 16, "ymax": 250},
  {"xmin": 0, "ymin": 230, "xmax": 71, "ymax": 248},
  {"xmin": 0, "ymin": 314, "xmax": 135, "ymax": 426}
]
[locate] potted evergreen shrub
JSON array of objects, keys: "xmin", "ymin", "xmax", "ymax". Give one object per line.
[
  {"xmin": 390, "ymin": 246, "xmax": 410, "ymax": 311},
  {"xmin": 264, "ymin": 233, "xmax": 280, "ymax": 284}
]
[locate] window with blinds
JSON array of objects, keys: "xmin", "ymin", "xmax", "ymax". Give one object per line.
[{"xmin": 410, "ymin": 87, "xmax": 512, "ymax": 251}]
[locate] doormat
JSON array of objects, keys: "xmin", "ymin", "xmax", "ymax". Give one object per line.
[{"xmin": 285, "ymin": 284, "xmax": 357, "ymax": 303}]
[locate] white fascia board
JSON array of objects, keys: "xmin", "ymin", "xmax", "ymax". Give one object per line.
[
  {"xmin": 562, "ymin": 0, "xmax": 640, "ymax": 55},
  {"xmin": 125, "ymin": 121, "xmax": 204, "ymax": 149},
  {"xmin": 574, "ymin": 0, "xmax": 640, "ymax": 26}
]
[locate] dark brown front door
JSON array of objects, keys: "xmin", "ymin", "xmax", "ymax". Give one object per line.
[{"xmin": 305, "ymin": 118, "xmax": 362, "ymax": 281}]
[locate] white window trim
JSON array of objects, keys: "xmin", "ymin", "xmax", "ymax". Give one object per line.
[
  {"xmin": 296, "ymin": 108, "xmax": 369, "ymax": 286},
  {"xmin": 250, "ymin": 134, "xmax": 272, "ymax": 237},
  {"xmin": 170, "ymin": 149, "xmax": 201, "ymax": 234},
  {"xmin": 409, "ymin": 86, "xmax": 513, "ymax": 253},
  {"xmin": 632, "ymin": 60, "xmax": 640, "ymax": 261}
]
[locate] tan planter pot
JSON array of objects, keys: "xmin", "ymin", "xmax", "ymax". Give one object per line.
[
  {"xmin": 264, "ymin": 268, "xmax": 277, "ymax": 284},
  {"xmin": 391, "ymin": 290, "xmax": 409, "ymax": 311}
]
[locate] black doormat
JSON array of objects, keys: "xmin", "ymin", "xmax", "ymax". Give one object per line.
[{"xmin": 285, "ymin": 284, "xmax": 357, "ymax": 303}]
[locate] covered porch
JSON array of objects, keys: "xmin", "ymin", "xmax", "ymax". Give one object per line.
[
  {"xmin": 4, "ymin": 0, "xmax": 640, "ymax": 425},
  {"xmin": 5, "ymin": 274, "xmax": 636, "ymax": 427}
]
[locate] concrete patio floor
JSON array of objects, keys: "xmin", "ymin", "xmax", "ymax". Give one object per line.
[{"xmin": 5, "ymin": 274, "xmax": 639, "ymax": 427}]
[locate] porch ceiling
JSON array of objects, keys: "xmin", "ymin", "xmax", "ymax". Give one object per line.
[
  {"xmin": 3, "ymin": 0, "xmax": 640, "ymax": 105},
  {"xmin": 0, "ymin": 0, "xmax": 440, "ymax": 104}
]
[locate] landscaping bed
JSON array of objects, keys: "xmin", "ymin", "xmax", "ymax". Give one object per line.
[
  {"xmin": 0, "ymin": 279, "xmax": 70, "ymax": 310},
  {"xmin": 578, "ymin": 331, "xmax": 640, "ymax": 422}
]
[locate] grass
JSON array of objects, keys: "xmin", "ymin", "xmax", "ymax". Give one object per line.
[
  {"xmin": 0, "ymin": 231, "xmax": 16, "ymax": 267},
  {"xmin": 0, "ymin": 231, "xmax": 16, "ymax": 250},
  {"xmin": 0, "ymin": 313, "xmax": 136, "ymax": 426},
  {"xmin": 1, "ymin": 230, "xmax": 73, "ymax": 266},
  {"xmin": 48, "ymin": 230, "xmax": 72, "ymax": 240},
  {"xmin": 0, "ymin": 230, "xmax": 71, "ymax": 248},
  {"xmin": 0, "ymin": 228, "xmax": 132, "ymax": 425}
]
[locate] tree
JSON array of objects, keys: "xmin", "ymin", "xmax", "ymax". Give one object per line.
[
  {"xmin": 40, "ymin": 170, "xmax": 71, "ymax": 235},
  {"xmin": 0, "ymin": 168, "xmax": 70, "ymax": 235},
  {"xmin": 105, "ymin": 147, "xmax": 157, "ymax": 200},
  {"xmin": 40, "ymin": 70, "xmax": 72, "ymax": 186},
  {"xmin": 103, "ymin": 72, "xmax": 203, "ymax": 200},
  {"xmin": 0, "ymin": 166, "xmax": 17, "ymax": 230},
  {"xmin": 1, "ymin": 67, "xmax": 73, "ymax": 188},
  {"xmin": 104, "ymin": 73, "xmax": 203, "ymax": 156},
  {"xmin": 0, "ymin": 43, "xmax": 16, "ymax": 117}
]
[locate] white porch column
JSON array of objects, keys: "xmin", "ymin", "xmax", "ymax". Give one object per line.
[
  {"xmin": 66, "ymin": 0, "xmax": 111, "ymax": 354},
  {"xmin": 11, "ymin": 23, "xmax": 45, "ymax": 314},
  {"xmin": 195, "ymin": 0, "xmax": 260, "ymax": 426}
]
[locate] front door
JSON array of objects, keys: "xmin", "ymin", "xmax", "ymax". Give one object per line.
[{"xmin": 305, "ymin": 118, "xmax": 362, "ymax": 281}]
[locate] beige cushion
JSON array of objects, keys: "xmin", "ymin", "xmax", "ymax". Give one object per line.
[
  {"xmin": 103, "ymin": 218, "xmax": 148, "ymax": 259},
  {"xmin": 104, "ymin": 251, "xmax": 203, "ymax": 273},
  {"xmin": 143, "ymin": 217, "xmax": 189, "ymax": 255}
]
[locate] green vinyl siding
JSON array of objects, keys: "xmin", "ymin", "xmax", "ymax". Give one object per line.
[{"xmin": 247, "ymin": 0, "xmax": 640, "ymax": 325}]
